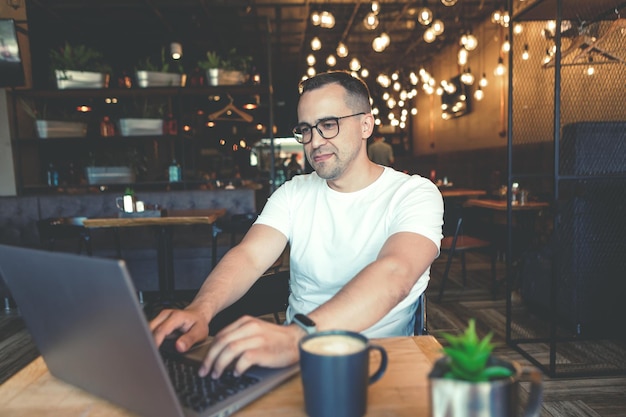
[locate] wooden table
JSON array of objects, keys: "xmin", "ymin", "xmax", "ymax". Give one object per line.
[
  {"xmin": 464, "ymin": 198, "xmax": 549, "ymax": 211},
  {"xmin": 83, "ymin": 209, "xmax": 226, "ymax": 303},
  {"xmin": 439, "ymin": 188, "xmax": 487, "ymax": 199},
  {"xmin": 0, "ymin": 336, "xmax": 442, "ymax": 417}
]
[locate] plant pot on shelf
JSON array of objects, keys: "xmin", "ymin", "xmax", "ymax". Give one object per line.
[
  {"xmin": 135, "ymin": 71, "xmax": 186, "ymax": 88},
  {"xmin": 55, "ymin": 70, "xmax": 109, "ymax": 89},
  {"xmin": 206, "ymin": 68, "xmax": 219, "ymax": 86},
  {"xmin": 218, "ymin": 69, "xmax": 248, "ymax": 85},
  {"xmin": 118, "ymin": 118, "xmax": 163, "ymax": 136},
  {"xmin": 85, "ymin": 166, "xmax": 135, "ymax": 185},
  {"xmin": 35, "ymin": 120, "xmax": 87, "ymax": 138}
]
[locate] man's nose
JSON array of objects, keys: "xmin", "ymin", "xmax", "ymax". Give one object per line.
[{"xmin": 309, "ymin": 127, "xmax": 327, "ymax": 147}]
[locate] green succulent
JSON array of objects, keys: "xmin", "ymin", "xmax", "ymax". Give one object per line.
[
  {"xmin": 440, "ymin": 319, "xmax": 514, "ymax": 382},
  {"xmin": 197, "ymin": 51, "xmax": 222, "ymax": 70},
  {"xmin": 49, "ymin": 42, "xmax": 112, "ymax": 73}
]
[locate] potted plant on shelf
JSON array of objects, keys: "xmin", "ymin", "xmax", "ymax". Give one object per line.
[
  {"xmin": 219, "ymin": 48, "xmax": 252, "ymax": 85},
  {"xmin": 197, "ymin": 51, "xmax": 221, "ymax": 86},
  {"xmin": 118, "ymin": 97, "xmax": 168, "ymax": 136},
  {"xmin": 20, "ymin": 98, "xmax": 87, "ymax": 139},
  {"xmin": 429, "ymin": 319, "xmax": 543, "ymax": 417},
  {"xmin": 135, "ymin": 48, "xmax": 186, "ymax": 88},
  {"xmin": 49, "ymin": 42, "xmax": 112, "ymax": 89}
]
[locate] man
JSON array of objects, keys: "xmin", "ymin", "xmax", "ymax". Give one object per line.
[
  {"xmin": 150, "ymin": 70, "xmax": 443, "ymax": 380},
  {"xmin": 368, "ymin": 134, "xmax": 395, "ymax": 166}
]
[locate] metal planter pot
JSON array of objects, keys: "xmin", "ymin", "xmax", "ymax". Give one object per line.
[
  {"xmin": 35, "ymin": 120, "xmax": 87, "ymax": 138},
  {"xmin": 118, "ymin": 118, "xmax": 163, "ymax": 136},
  {"xmin": 135, "ymin": 71, "xmax": 186, "ymax": 88},
  {"xmin": 428, "ymin": 356, "xmax": 543, "ymax": 417},
  {"xmin": 55, "ymin": 70, "xmax": 109, "ymax": 89}
]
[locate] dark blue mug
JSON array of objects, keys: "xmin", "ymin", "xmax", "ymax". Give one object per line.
[{"xmin": 299, "ymin": 330, "xmax": 388, "ymax": 417}]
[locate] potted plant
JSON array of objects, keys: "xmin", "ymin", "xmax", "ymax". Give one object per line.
[
  {"xmin": 20, "ymin": 98, "xmax": 87, "ymax": 138},
  {"xmin": 49, "ymin": 42, "xmax": 111, "ymax": 89},
  {"xmin": 197, "ymin": 51, "xmax": 221, "ymax": 86},
  {"xmin": 118, "ymin": 97, "xmax": 168, "ymax": 136},
  {"xmin": 219, "ymin": 48, "xmax": 252, "ymax": 85},
  {"xmin": 135, "ymin": 48, "xmax": 186, "ymax": 88},
  {"xmin": 84, "ymin": 149, "xmax": 146, "ymax": 185},
  {"xmin": 429, "ymin": 319, "xmax": 543, "ymax": 417}
]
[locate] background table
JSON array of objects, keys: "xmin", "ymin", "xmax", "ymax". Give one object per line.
[
  {"xmin": 0, "ymin": 336, "xmax": 442, "ymax": 417},
  {"xmin": 83, "ymin": 209, "xmax": 226, "ymax": 304}
]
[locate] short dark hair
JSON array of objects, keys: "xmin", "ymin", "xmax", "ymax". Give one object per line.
[{"xmin": 298, "ymin": 70, "xmax": 371, "ymax": 113}]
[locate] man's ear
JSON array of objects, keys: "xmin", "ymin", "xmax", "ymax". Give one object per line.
[{"xmin": 361, "ymin": 113, "xmax": 375, "ymax": 139}]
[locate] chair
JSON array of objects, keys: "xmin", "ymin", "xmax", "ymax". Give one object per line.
[
  {"xmin": 437, "ymin": 216, "xmax": 497, "ymax": 302},
  {"xmin": 211, "ymin": 212, "xmax": 258, "ymax": 267},
  {"xmin": 413, "ymin": 292, "xmax": 428, "ymax": 335},
  {"xmin": 37, "ymin": 217, "xmax": 92, "ymax": 256},
  {"xmin": 208, "ymin": 269, "xmax": 290, "ymax": 335}
]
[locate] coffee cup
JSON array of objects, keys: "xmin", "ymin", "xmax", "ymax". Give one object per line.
[{"xmin": 299, "ymin": 330, "xmax": 387, "ymax": 417}]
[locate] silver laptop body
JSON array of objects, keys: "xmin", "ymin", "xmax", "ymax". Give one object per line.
[{"xmin": 0, "ymin": 244, "xmax": 298, "ymax": 417}]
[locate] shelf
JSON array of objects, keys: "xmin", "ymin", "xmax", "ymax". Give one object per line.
[{"xmin": 9, "ymin": 84, "xmax": 272, "ymax": 195}]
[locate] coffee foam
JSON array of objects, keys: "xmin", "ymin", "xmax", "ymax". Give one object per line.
[{"xmin": 301, "ymin": 334, "xmax": 366, "ymax": 356}]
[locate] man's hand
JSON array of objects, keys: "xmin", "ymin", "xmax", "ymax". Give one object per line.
[
  {"xmin": 149, "ymin": 307, "xmax": 210, "ymax": 353},
  {"xmin": 199, "ymin": 315, "xmax": 303, "ymax": 378}
]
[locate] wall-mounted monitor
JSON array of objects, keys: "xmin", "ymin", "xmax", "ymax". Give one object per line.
[
  {"xmin": 441, "ymin": 75, "xmax": 471, "ymax": 119},
  {"xmin": 0, "ymin": 18, "xmax": 25, "ymax": 88}
]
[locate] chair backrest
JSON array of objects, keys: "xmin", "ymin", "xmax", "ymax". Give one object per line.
[
  {"xmin": 37, "ymin": 217, "xmax": 92, "ymax": 255},
  {"xmin": 413, "ymin": 292, "xmax": 428, "ymax": 335}
]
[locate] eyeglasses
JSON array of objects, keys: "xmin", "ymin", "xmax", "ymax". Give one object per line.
[{"xmin": 292, "ymin": 112, "xmax": 366, "ymax": 144}]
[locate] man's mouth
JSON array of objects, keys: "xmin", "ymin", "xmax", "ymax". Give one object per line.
[{"xmin": 313, "ymin": 153, "xmax": 333, "ymax": 163}]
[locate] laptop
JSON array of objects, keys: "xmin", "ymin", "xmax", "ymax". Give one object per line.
[{"xmin": 0, "ymin": 244, "xmax": 298, "ymax": 417}]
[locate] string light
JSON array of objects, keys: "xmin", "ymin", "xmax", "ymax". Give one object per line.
[
  {"xmin": 522, "ymin": 44, "xmax": 529, "ymax": 60},
  {"xmin": 311, "ymin": 37, "xmax": 322, "ymax": 51},
  {"xmin": 494, "ymin": 56, "xmax": 506, "ymax": 76},
  {"xmin": 336, "ymin": 42, "xmax": 348, "ymax": 58}
]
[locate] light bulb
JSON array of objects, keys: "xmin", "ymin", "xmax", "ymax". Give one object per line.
[
  {"xmin": 424, "ymin": 28, "xmax": 436, "ymax": 43},
  {"xmin": 363, "ymin": 12, "xmax": 379, "ymax": 30},
  {"xmin": 326, "ymin": 54, "xmax": 336, "ymax": 67},
  {"xmin": 349, "ymin": 58, "xmax": 361, "ymax": 71},
  {"xmin": 479, "ymin": 73, "xmax": 488, "ymax": 87},
  {"xmin": 494, "ymin": 57, "xmax": 506, "ymax": 76},
  {"xmin": 311, "ymin": 11, "xmax": 321, "ymax": 26},
  {"xmin": 336, "ymin": 42, "xmax": 348, "ymax": 58},
  {"xmin": 441, "ymin": 0, "xmax": 458, "ymax": 6},
  {"xmin": 320, "ymin": 11, "xmax": 335, "ymax": 29},
  {"xmin": 306, "ymin": 54, "xmax": 316, "ymax": 66},
  {"xmin": 474, "ymin": 86, "xmax": 484, "ymax": 101},
  {"xmin": 418, "ymin": 7, "xmax": 433, "ymax": 26},
  {"xmin": 522, "ymin": 44, "xmax": 529, "ymax": 60},
  {"xmin": 432, "ymin": 19, "xmax": 445, "ymax": 35},
  {"xmin": 170, "ymin": 42, "xmax": 182, "ymax": 60},
  {"xmin": 311, "ymin": 37, "xmax": 322, "ymax": 51},
  {"xmin": 464, "ymin": 33, "xmax": 478, "ymax": 51}
]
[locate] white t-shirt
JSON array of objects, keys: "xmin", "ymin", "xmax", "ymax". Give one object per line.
[{"xmin": 255, "ymin": 167, "xmax": 444, "ymax": 337}]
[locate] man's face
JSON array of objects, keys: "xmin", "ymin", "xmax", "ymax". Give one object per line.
[{"xmin": 297, "ymin": 83, "xmax": 367, "ymax": 181}]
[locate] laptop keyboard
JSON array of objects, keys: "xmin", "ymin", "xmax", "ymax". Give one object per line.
[{"xmin": 162, "ymin": 353, "xmax": 260, "ymax": 413}]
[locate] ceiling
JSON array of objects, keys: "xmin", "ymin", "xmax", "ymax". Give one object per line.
[
  {"xmin": 23, "ymin": 0, "xmax": 626, "ymax": 116},
  {"xmin": 24, "ymin": 1, "xmax": 507, "ymax": 86}
]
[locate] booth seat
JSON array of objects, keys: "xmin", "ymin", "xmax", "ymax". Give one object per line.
[{"xmin": 0, "ymin": 188, "xmax": 257, "ymax": 296}]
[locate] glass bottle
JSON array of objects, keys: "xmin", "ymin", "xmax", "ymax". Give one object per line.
[
  {"xmin": 46, "ymin": 163, "xmax": 59, "ymax": 187},
  {"xmin": 163, "ymin": 113, "xmax": 178, "ymax": 135},
  {"xmin": 100, "ymin": 115, "xmax": 116, "ymax": 137},
  {"xmin": 168, "ymin": 159, "xmax": 181, "ymax": 182}
]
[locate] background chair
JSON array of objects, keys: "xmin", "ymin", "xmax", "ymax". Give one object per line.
[
  {"xmin": 37, "ymin": 217, "xmax": 92, "ymax": 256},
  {"xmin": 208, "ymin": 269, "xmax": 290, "ymax": 335},
  {"xmin": 437, "ymin": 216, "xmax": 497, "ymax": 302},
  {"xmin": 413, "ymin": 292, "xmax": 427, "ymax": 335}
]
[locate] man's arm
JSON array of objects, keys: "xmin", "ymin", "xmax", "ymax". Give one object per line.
[
  {"xmin": 150, "ymin": 224, "xmax": 288, "ymax": 350},
  {"xmin": 199, "ymin": 230, "xmax": 438, "ymax": 379},
  {"xmin": 306, "ymin": 231, "xmax": 437, "ymax": 333}
]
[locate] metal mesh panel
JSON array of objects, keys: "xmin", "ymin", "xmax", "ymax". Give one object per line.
[{"xmin": 509, "ymin": 0, "xmax": 626, "ymax": 377}]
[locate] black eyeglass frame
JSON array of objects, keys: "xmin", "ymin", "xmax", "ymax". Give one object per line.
[{"xmin": 292, "ymin": 112, "xmax": 367, "ymax": 144}]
